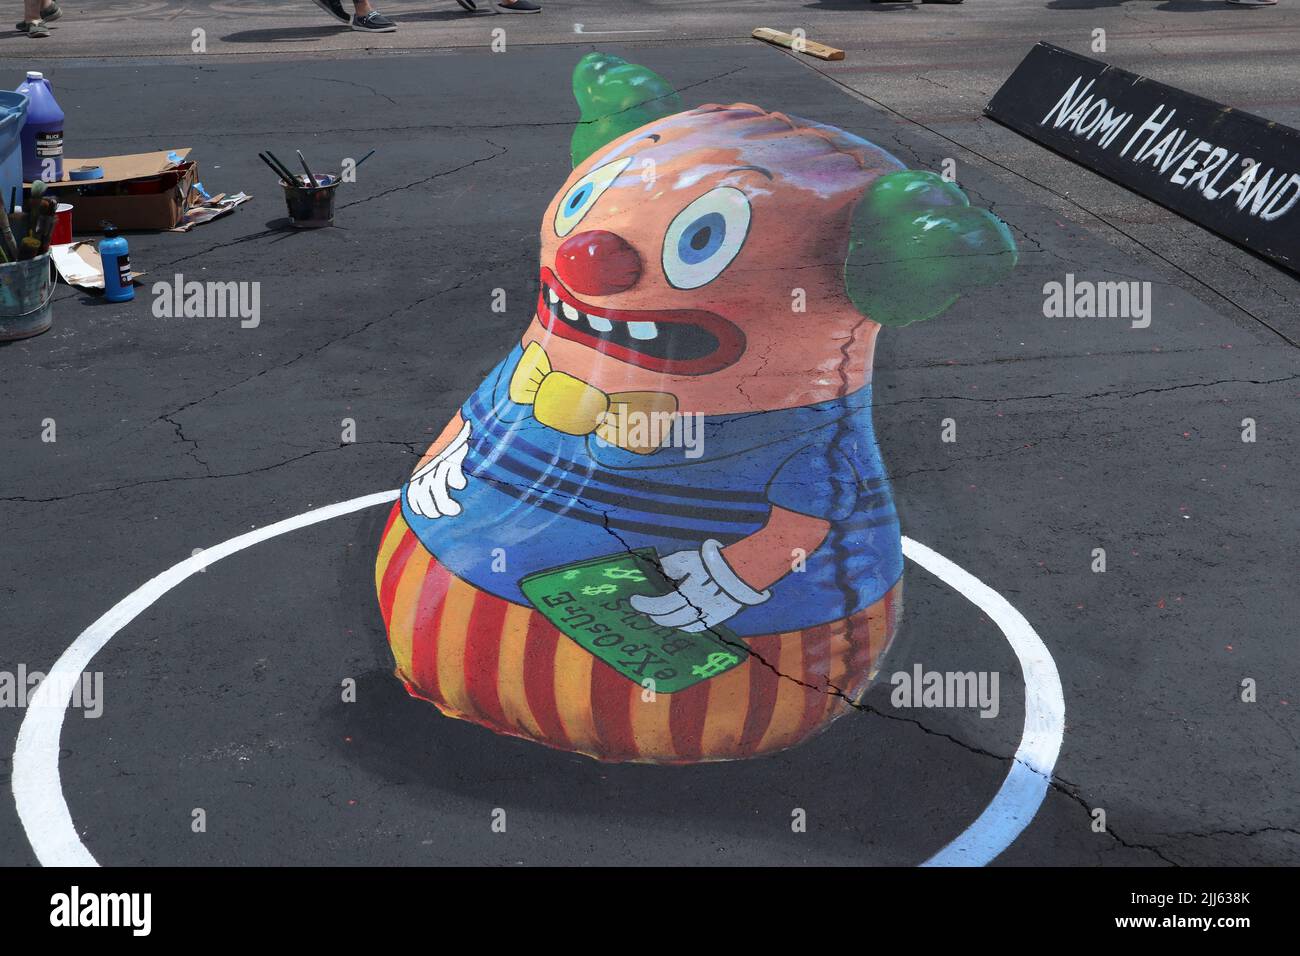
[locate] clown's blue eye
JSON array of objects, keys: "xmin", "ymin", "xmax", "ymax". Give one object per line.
[
  {"xmin": 678, "ymin": 213, "xmax": 726, "ymax": 265},
  {"xmin": 555, "ymin": 157, "xmax": 633, "ymax": 238},
  {"xmin": 662, "ymin": 187, "xmax": 751, "ymax": 289},
  {"xmin": 567, "ymin": 185, "xmax": 592, "ymax": 212}
]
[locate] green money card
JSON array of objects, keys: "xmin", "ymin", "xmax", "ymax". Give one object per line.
[{"xmin": 519, "ymin": 548, "xmax": 748, "ymax": 694}]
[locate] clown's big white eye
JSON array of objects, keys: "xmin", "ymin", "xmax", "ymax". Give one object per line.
[
  {"xmin": 554, "ymin": 157, "xmax": 634, "ymax": 237},
  {"xmin": 662, "ymin": 187, "xmax": 751, "ymax": 289}
]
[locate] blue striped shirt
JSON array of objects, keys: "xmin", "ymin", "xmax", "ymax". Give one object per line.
[{"xmin": 402, "ymin": 345, "xmax": 902, "ymax": 635}]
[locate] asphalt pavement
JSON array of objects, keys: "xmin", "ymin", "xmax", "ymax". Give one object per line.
[{"xmin": 0, "ymin": 1, "xmax": 1296, "ymax": 867}]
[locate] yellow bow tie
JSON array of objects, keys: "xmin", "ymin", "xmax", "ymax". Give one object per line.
[{"xmin": 507, "ymin": 342, "xmax": 678, "ymax": 455}]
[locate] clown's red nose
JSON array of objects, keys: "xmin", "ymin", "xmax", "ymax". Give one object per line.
[{"xmin": 554, "ymin": 230, "xmax": 641, "ymax": 296}]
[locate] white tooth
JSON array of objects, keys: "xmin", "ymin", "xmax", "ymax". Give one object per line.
[
  {"xmin": 587, "ymin": 315, "xmax": 613, "ymax": 332},
  {"xmin": 548, "ymin": 287, "xmax": 559, "ymax": 304},
  {"xmin": 627, "ymin": 321, "xmax": 658, "ymax": 341},
  {"xmin": 561, "ymin": 302, "xmax": 580, "ymax": 321}
]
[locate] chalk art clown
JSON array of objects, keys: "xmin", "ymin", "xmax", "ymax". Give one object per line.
[{"xmin": 375, "ymin": 54, "xmax": 1018, "ymax": 763}]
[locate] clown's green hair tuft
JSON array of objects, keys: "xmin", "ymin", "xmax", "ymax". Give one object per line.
[
  {"xmin": 571, "ymin": 52, "xmax": 684, "ymax": 168},
  {"xmin": 844, "ymin": 170, "xmax": 1018, "ymax": 327}
]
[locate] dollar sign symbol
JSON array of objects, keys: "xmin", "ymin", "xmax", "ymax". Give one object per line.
[
  {"xmin": 690, "ymin": 652, "xmax": 739, "ymax": 679},
  {"xmin": 561, "ymin": 570, "xmax": 581, "ymax": 580},
  {"xmin": 603, "ymin": 565, "xmax": 646, "ymax": 583},
  {"xmin": 581, "ymin": 584, "xmax": 618, "ymax": 596}
]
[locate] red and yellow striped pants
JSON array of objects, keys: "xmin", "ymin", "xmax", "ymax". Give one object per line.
[{"xmin": 375, "ymin": 503, "xmax": 902, "ymax": 764}]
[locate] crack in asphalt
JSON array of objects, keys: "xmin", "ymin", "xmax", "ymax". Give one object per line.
[
  {"xmin": 161, "ymin": 413, "xmax": 212, "ymax": 474},
  {"xmin": 338, "ymin": 138, "xmax": 510, "ymax": 210},
  {"xmin": 0, "ymin": 441, "xmax": 422, "ymax": 504},
  {"xmin": 872, "ymin": 373, "xmax": 1300, "ymax": 410},
  {"xmin": 305, "ymin": 74, "xmax": 400, "ymax": 107},
  {"xmin": 1170, "ymin": 825, "xmax": 1300, "ymax": 841},
  {"xmin": 5, "ymin": 370, "xmax": 1290, "ymax": 503},
  {"xmin": 680, "ymin": 372, "xmax": 1299, "ymax": 433},
  {"xmin": 110, "ymin": 262, "xmax": 499, "ymax": 458}
]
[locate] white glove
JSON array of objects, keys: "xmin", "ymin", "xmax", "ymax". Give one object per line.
[
  {"xmin": 406, "ymin": 422, "xmax": 471, "ymax": 518},
  {"xmin": 629, "ymin": 539, "xmax": 770, "ymax": 632}
]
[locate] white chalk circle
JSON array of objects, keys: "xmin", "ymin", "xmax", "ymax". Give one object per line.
[{"xmin": 12, "ymin": 490, "xmax": 1063, "ymax": 867}]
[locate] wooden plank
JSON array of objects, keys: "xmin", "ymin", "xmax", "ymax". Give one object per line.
[{"xmin": 752, "ymin": 27, "xmax": 845, "ymax": 62}]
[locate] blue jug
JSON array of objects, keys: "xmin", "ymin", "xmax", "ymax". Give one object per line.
[{"xmin": 15, "ymin": 71, "xmax": 63, "ymax": 183}]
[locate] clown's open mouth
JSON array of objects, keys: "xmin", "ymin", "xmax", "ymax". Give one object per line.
[{"xmin": 536, "ymin": 268, "xmax": 745, "ymax": 376}]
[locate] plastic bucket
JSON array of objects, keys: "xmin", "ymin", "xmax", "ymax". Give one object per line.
[
  {"xmin": 0, "ymin": 252, "xmax": 55, "ymax": 341},
  {"xmin": 0, "ymin": 91, "xmax": 30, "ymax": 209},
  {"xmin": 282, "ymin": 174, "xmax": 339, "ymax": 228}
]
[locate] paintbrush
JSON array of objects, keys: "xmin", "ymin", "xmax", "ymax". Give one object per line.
[
  {"xmin": 269, "ymin": 153, "xmax": 301, "ymax": 187},
  {"xmin": 27, "ymin": 180, "xmax": 46, "ymax": 239},
  {"xmin": 296, "ymin": 150, "xmax": 318, "ymax": 188},
  {"xmin": 353, "ymin": 149, "xmax": 375, "ymax": 172},
  {"xmin": 34, "ymin": 197, "xmax": 57, "ymax": 254},
  {"xmin": 258, "ymin": 152, "xmax": 289, "ymax": 182},
  {"xmin": 0, "ymin": 200, "xmax": 17, "ymax": 263},
  {"xmin": 262, "ymin": 152, "xmax": 296, "ymax": 182},
  {"xmin": 16, "ymin": 198, "xmax": 51, "ymax": 259},
  {"xmin": 265, "ymin": 151, "xmax": 304, "ymax": 188},
  {"xmin": 259, "ymin": 152, "xmax": 300, "ymax": 188}
]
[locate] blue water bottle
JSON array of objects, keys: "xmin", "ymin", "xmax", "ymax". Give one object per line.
[{"xmin": 99, "ymin": 222, "xmax": 133, "ymax": 302}]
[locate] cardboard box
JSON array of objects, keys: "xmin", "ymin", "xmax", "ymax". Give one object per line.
[{"xmin": 36, "ymin": 149, "xmax": 197, "ymax": 233}]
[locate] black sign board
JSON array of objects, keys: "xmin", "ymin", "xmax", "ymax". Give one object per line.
[{"xmin": 987, "ymin": 43, "xmax": 1300, "ymax": 274}]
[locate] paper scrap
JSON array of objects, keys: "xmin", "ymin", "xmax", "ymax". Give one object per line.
[
  {"xmin": 50, "ymin": 242, "xmax": 146, "ymax": 290},
  {"xmin": 169, "ymin": 192, "xmax": 252, "ymax": 232}
]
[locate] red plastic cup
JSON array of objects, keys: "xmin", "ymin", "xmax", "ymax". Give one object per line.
[{"xmin": 51, "ymin": 203, "xmax": 74, "ymax": 245}]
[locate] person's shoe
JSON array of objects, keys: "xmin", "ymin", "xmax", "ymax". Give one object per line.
[
  {"xmin": 351, "ymin": 11, "xmax": 397, "ymax": 31},
  {"xmin": 23, "ymin": 18, "xmax": 50, "ymax": 36},
  {"xmin": 497, "ymin": 0, "xmax": 541, "ymax": 11},
  {"xmin": 310, "ymin": 0, "xmax": 350, "ymax": 22},
  {"xmin": 455, "ymin": 0, "xmax": 477, "ymax": 10},
  {"xmin": 15, "ymin": 4, "xmax": 58, "ymax": 30},
  {"xmin": 1226, "ymin": 0, "xmax": 1278, "ymax": 5}
]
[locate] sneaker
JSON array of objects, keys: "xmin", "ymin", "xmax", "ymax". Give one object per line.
[
  {"xmin": 496, "ymin": 0, "xmax": 541, "ymax": 11},
  {"xmin": 15, "ymin": 4, "xmax": 58, "ymax": 30},
  {"xmin": 23, "ymin": 18, "xmax": 50, "ymax": 36},
  {"xmin": 351, "ymin": 11, "xmax": 397, "ymax": 31},
  {"xmin": 456, "ymin": 0, "xmax": 477, "ymax": 10},
  {"xmin": 310, "ymin": 0, "xmax": 350, "ymax": 22}
]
